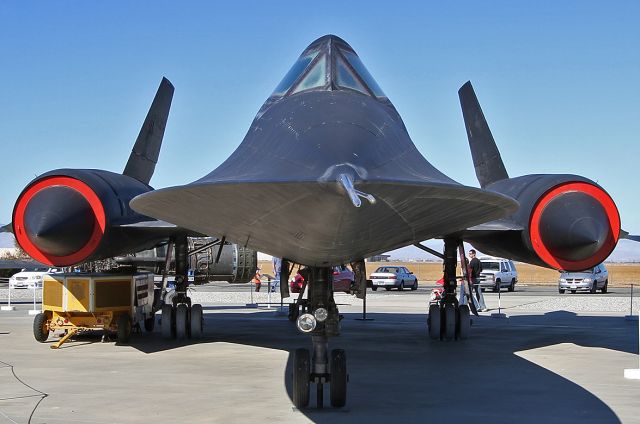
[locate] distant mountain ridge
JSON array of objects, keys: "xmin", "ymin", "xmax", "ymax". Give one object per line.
[
  {"xmin": 0, "ymin": 227, "xmax": 14, "ymax": 249},
  {"xmin": 3, "ymin": 223, "xmax": 638, "ymax": 263}
]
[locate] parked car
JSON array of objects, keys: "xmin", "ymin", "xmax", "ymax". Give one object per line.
[
  {"xmin": 9, "ymin": 268, "xmax": 62, "ymax": 289},
  {"xmin": 290, "ymin": 272, "xmax": 305, "ymax": 293},
  {"xmin": 289, "ymin": 265, "xmax": 355, "ymax": 294},
  {"xmin": 370, "ymin": 266, "xmax": 418, "ymax": 291},
  {"xmin": 558, "ymin": 263, "xmax": 608, "ymax": 294},
  {"xmin": 332, "ymin": 265, "xmax": 355, "ymax": 293},
  {"xmin": 477, "ymin": 257, "xmax": 518, "ymax": 292}
]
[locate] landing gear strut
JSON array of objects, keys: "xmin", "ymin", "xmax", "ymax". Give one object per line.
[
  {"xmin": 160, "ymin": 234, "xmax": 204, "ymax": 340},
  {"xmin": 427, "ymin": 238, "xmax": 472, "ymax": 341},
  {"xmin": 291, "ymin": 267, "xmax": 347, "ymax": 409}
]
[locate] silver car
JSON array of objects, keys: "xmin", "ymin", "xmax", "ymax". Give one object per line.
[
  {"xmin": 370, "ymin": 266, "xmax": 418, "ymax": 291},
  {"xmin": 558, "ymin": 263, "xmax": 608, "ymax": 294}
]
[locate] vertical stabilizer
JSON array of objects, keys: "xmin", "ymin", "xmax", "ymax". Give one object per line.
[
  {"xmin": 123, "ymin": 77, "xmax": 174, "ymax": 185},
  {"xmin": 458, "ymin": 81, "xmax": 508, "ymax": 188}
]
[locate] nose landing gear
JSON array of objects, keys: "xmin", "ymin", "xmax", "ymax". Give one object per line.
[{"xmin": 291, "ymin": 266, "xmax": 348, "ymax": 409}]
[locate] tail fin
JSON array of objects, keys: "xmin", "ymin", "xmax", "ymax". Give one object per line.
[
  {"xmin": 123, "ymin": 77, "xmax": 174, "ymax": 185},
  {"xmin": 458, "ymin": 81, "xmax": 508, "ymax": 188}
]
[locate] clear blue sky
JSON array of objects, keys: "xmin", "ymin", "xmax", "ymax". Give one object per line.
[{"xmin": 1, "ymin": 1, "xmax": 638, "ymax": 241}]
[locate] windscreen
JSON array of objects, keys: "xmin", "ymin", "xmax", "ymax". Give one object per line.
[
  {"xmin": 272, "ymin": 49, "xmax": 319, "ymax": 96},
  {"xmin": 481, "ymin": 261, "xmax": 500, "ymax": 271}
]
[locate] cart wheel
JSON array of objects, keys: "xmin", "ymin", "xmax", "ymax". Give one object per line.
[
  {"xmin": 161, "ymin": 304, "xmax": 174, "ymax": 339},
  {"xmin": 33, "ymin": 313, "xmax": 49, "ymax": 343},
  {"xmin": 117, "ymin": 314, "xmax": 131, "ymax": 344},
  {"xmin": 190, "ymin": 304, "xmax": 203, "ymax": 339},
  {"xmin": 175, "ymin": 304, "xmax": 188, "ymax": 340},
  {"xmin": 144, "ymin": 313, "xmax": 155, "ymax": 332}
]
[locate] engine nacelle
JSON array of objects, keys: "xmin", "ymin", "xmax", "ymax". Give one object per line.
[
  {"xmin": 467, "ymin": 174, "xmax": 620, "ymax": 271},
  {"xmin": 13, "ymin": 169, "xmax": 167, "ymax": 266},
  {"xmin": 118, "ymin": 239, "xmax": 258, "ymax": 284}
]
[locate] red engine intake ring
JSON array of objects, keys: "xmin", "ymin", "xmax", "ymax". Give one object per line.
[
  {"xmin": 529, "ymin": 182, "xmax": 620, "ymax": 271},
  {"xmin": 13, "ymin": 176, "xmax": 106, "ymax": 266}
]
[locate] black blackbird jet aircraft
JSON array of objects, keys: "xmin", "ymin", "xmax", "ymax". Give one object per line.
[
  {"xmin": 10, "ymin": 35, "xmax": 633, "ymax": 409},
  {"xmin": 128, "ymin": 35, "xmax": 631, "ymax": 407}
]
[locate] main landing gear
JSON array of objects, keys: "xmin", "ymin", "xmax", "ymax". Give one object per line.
[
  {"xmin": 161, "ymin": 235, "xmax": 203, "ymax": 340},
  {"xmin": 292, "ymin": 267, "xmax": 348, "ymax": 409},
  {"xmin": 427, "ymin": 238, "xmax": 472, "ymax": 341}
]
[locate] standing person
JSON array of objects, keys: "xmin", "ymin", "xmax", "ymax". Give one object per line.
[
  {"xmin": 468, "ymin": 249, "xmax": 486, "ymax": 311},
  {"xmin": 271, "ymin": 256, "xmax": 282, "ymax": 293},
  {"xmin": 252, "ymin": 267, "xmax": 262, "ymax": 292}
]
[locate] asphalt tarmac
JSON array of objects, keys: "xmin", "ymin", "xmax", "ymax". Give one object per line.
[{"xmin": 1, "ymin": 285, "xmax": 639, "ymax": 423}]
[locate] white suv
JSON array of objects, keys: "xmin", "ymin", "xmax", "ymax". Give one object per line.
[
  {"xmin": 9, "ymin": 268, "xmax": 62, "ymax": 289},
  {"xmin": 478, "ymin": 257, "xmax": 518, "ymax": 292}
]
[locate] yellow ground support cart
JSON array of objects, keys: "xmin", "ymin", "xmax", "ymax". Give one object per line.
[{"xmin": 33, "ymin": 272, "xmax": 155, "ymax": 349}]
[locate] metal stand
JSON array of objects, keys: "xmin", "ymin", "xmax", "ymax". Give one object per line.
[
  {"xmin": 246, "ymin": 279, "xmax": 258, "ymax": 307},
  {"xmin": 28, "ymin": 284, "xmax": 40, "ymax": 315},
  {"xmin": 491, "ymin": 288, "xmax": 507, "ymax": 319},
  {"xmin": 625, "ymin": 284, "xmax": 638, "ymax": 321},
  {"xmin": 355, "ymin": 288, "xmax": 373, "ymax": 321},
  {"xmin": 1, "ymin": 284, "xmax": 16, "ymax": 311},
  {"xmin": 624, "ymin": 284, "xmax": 640, "ymax": 379}
]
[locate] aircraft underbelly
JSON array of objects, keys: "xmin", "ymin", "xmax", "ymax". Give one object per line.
[{"xmin": 131, "ymin": 181, "xmax": 517, "ymax": 266}]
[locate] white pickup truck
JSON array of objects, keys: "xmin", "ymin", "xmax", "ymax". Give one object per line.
[{"xmin": 477, "ymin": 257, "xmax": 518, "ymax": 292}]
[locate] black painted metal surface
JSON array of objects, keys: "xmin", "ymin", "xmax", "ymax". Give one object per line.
[{"xmin": 131, "ymin": 36, "xmax": 518, "ymax": 266}]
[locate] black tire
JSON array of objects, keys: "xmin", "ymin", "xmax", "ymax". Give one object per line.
[
  {"xmin": 144, "ymin": 313, "xmax": 155, "ymax": 332},
  {"xmin": 411, "ymin": 279, "xmax": 418, "ymax": 290},
  {"xmin": 33, "ymin": 313, "xmax": 49, "ymax": 343},
  {"xmin": 458, "ymin": 305, "xmax": 470, "ymax": 340},
  {"xmin": 508, "ymin": 279, "xmax": 515, "ymax": 292},
  {"xmin": 175, "ymin": 304, "xmax": 189, "ymax": 339},
  {"xmin": 190, "ymin": 304, "xmax": 203, "ymax": 339},
  {"xmin": 444, "ymin": 303, "xmax": 456, "ymax": 341},
  {"xmin": 398, "ymin": 281, "xmax": 404, "ymax": 291},
  {"xmin": 371, "ymin": 287, "xmax": 378, "ymax": 292},
  {"xmin": 559, "ymin": 289, "xmax": 565, "ymax": 294},
  {"xmin": 330, "ymin": 349, "xmax": 347, "ymax": 408},
  {"xmin": 117, "ymin": 314, "xmax": 131, "ymax": 344},
  {"xmin": 601, "ymin": 280, "xmax": 608, "ymax": 294},
  {"xmin": 161, "ymin": 304, "xmax": 174, "ymax": 339},
  {"xmin": 293, "ymin": 348, "xmax": 310, "ymax": 408},
  {"xmin": 590, "ymin": 281, "xmax": 598, "ymax": 294},
  {"xmin": 385, "ymin": 287, "xmax": 392, "ymax": 291},
  {"xmin": 493, "ymin": 279, "xmax": 501, "ymax": 293},
  {"xmin": 428, "ymin": 304, "xmax": 440, "ymax": 340}
]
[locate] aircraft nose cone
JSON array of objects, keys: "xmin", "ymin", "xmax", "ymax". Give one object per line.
[
  {"xmin": 23, "ymin": 186, "xmax": 96, "ymax": 257},
  {"xmin": 538, "ymin": 191, "xmax": 608, "ymax": 262}
]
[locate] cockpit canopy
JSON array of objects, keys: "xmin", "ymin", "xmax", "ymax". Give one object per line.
[{"xmin": 271, "ymin": 35, "xmax": 387, "ymax": 99}]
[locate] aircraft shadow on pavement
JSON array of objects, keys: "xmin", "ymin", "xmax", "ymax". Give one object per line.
[{"xmin": 120, "ymin": 309, "xmax": 639, "ymax": 423}]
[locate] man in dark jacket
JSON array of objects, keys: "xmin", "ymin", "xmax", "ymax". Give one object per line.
[{"xmin": 468, "ymin": 250, "xmax": 486, "ymax": 311}]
